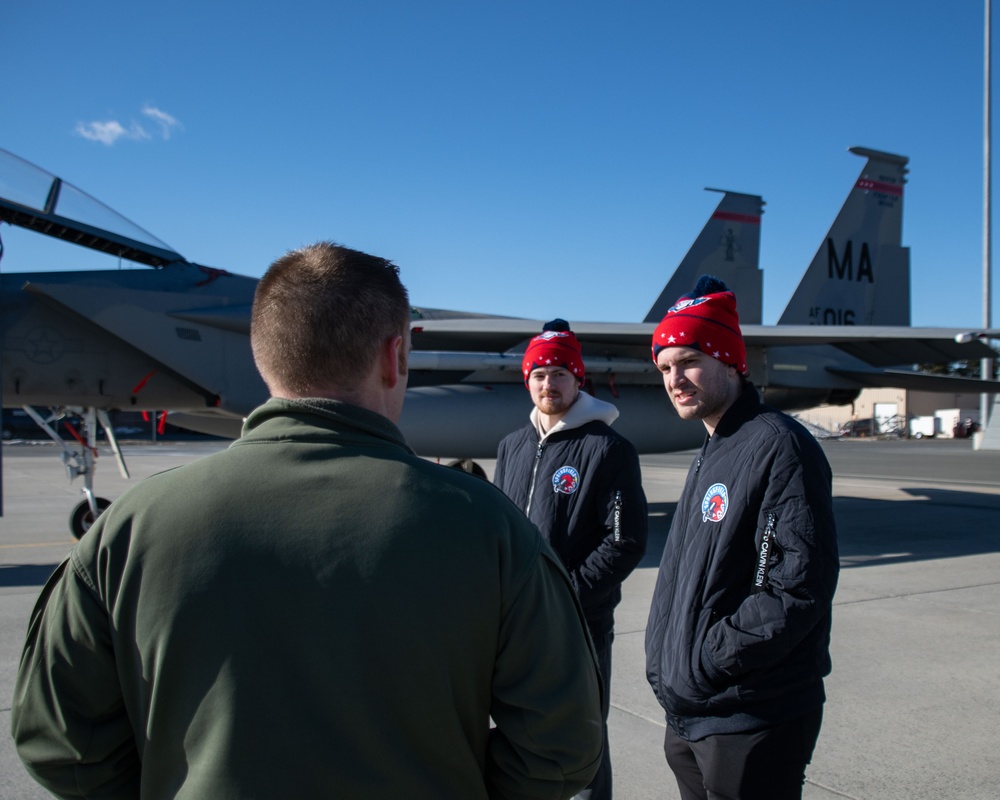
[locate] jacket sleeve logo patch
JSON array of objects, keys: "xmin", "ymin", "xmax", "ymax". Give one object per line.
[
  {"xmin": 701, "ymin": 483, "xmax": 729, "ymax": 522},
  {"xmin": 552, "ymin": 466, "xmax": 581, "ymax": 494}
]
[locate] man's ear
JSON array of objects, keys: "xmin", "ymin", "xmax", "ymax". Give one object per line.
[{"xmin": 381, "ymin": 334, "xmax": 405, "ymax": 389}]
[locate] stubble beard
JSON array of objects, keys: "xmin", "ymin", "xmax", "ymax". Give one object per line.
[
  {"xmin": 671, "ymin": 382, "xmax": 732, "ymax": 423},
  {"xmin": 538, "ymin": 394, "xmax": 570, "ymax": 416}
]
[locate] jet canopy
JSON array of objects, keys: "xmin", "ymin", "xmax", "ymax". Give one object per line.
[{"xmin": 0, "ymin": 147, "xmax": 184, "ymax": 267}]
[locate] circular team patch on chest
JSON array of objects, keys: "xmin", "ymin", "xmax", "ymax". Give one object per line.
[
  {"xmin": 701, "ymin": 483, "xmax": 729, "ymax": 522},
  {"xmin": 552, "ymin": 466, "xmax": 580, "ymax": 494}
]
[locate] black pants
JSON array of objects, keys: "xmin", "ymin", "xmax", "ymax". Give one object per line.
[
  {"xmin": 572, "ymin": 622, "xmax": 613, "ymax": 800},
  {"xmin": 663, "ymin": 707, "xmax": 823, "ymax": 800}
]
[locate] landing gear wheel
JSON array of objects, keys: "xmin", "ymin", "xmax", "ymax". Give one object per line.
[
  {"xmin": 70, "ymin": 497, "xmax": 112, "ymax": 539},
  {"xmin": 445, "ymin": 459, "xmax": 488, "ymax": 481}
]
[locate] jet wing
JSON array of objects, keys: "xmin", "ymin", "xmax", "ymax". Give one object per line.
[
  {"xmin": 21, "ymin": 271, "xmax": 267, "ymax": 415},
  {"xmin": 413, "ymin": 319, "xmax": 999, "ymax": 363},
  {"xmin": 739, "ymin": 325, "xmax": 1000, "ymax": 366},
  {"xmin": 411, "ymin": 319, "xmax": 1000, "ymax": 393},
  {"xmin": 411, "ymin": 318, "xmax": 656, "ymax": 358},
  {"xmin": 826, "ymin": 367, "xmax": 1000, "ymax": 393}
]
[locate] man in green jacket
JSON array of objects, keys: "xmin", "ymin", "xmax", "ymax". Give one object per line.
[{"xmin": 11, "ymin": 242, "xmax": 604, "ymax": 799}]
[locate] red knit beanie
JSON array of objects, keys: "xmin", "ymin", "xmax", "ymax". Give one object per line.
[
  {"xmin": 651, "ymin": 276, "xmax": 747, "ymax": 375},
  {"xmin": 522, "ymin": 319, "xmax": 586, "ymax": 386}
]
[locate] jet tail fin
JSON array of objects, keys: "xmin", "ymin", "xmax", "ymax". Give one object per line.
[
  {"xmin": 643, "ymin": 189, "xmax": 764, "ymax": 324},
  {"xmin": 778, "ymin": 147, "xmax": 910, "ymax": 326}
]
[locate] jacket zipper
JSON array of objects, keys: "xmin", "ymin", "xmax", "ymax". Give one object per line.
[
  {"xmin": 662, "ymin": 441, "xmax": 709, "ymax": 626},
  {"xmin": 525, "ymin": 440, "xmax": 545, "ymax": 517}
]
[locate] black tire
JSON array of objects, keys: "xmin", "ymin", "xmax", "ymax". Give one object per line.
[
  {"xmin": 446, "ymin": 459, "xmax": 488, "ymax": 481},
  {"xmin": 70, "ymin": 497, "xmax": 112, "ymax": 539}
]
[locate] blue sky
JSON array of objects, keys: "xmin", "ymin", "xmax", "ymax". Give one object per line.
[{"xmin": 1, "ymin": 1, "xmax": 997, "ymax": 329}]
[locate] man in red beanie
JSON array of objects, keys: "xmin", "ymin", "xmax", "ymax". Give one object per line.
[
  {"xmin": 645, "ymin": 276, "xmax": 840, "ymax": 800},
  {"xmin": 494, "ymin": 318, "xmax": 648, "ymax": 800}
]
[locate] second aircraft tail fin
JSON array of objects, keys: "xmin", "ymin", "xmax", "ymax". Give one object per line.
[{"xmin": 643, "ymin": 189, "xmax": 764, "ymax": 324}]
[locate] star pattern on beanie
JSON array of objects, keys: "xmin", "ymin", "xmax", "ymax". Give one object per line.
[
  {"xmin": 651, "ymin": 278, "xmax": 748, "ymax": 375},
  {"xmin": 522, "ymin": 320, "xmax": 586, "ymax": 385}
]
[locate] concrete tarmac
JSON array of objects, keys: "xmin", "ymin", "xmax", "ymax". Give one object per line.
[{"xmin": 1, "ymin": 436, "xmax": 999, "ymax": 799}]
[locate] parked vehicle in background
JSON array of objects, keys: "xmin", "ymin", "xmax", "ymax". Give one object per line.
[
  {"xmin": 838, "ymin": 418, "xmax": 878, "ymax": 438},
  {"xmin": 936, "ymin": 408, "xmax": 981, "ymax": 439},
  {"xmin": 953, "ymin": 418, "xmax": 980, "ymax": 439},
  {"xmin": 909, "ymin": 416, "xmax": 941, "ymax": 439},
  {"xmin": 2, "ymin": 408, "xmax": 45, "ymax": 440}
]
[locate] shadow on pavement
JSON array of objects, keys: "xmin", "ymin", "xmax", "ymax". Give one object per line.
[
  {"xmin": 835, "ymin": 487, "xmax": 1000, "ymax": 567},
  {"xmin": 0, "ymin": 564, "xmax": 60, "ymax": 587},
  {"xmin": 639, "ymin": 487, "xmax": 1000, "ymax": 570}
]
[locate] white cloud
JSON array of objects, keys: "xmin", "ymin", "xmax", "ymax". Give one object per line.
[
  {"xmin": 142, "ymin": 105, "xmax": 183, "ymax": 139},
  {"xmin": 74, "ymin": 106, "xmax": 183, "ymax": 146}
]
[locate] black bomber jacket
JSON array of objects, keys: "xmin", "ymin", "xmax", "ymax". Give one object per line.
[
  {"xmin": 495, "ymin": 393, "xmax": 648, "ymax": 622},
  {"xmin": 645, "ymin": 384, "xmax": 840, "ymax": 741}
]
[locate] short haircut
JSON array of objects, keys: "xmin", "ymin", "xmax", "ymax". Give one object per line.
[{"xmin": 251, "ymin": 242, "xmax": 410, "ymax": 395}]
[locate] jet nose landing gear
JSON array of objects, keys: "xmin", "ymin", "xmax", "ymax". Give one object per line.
[
  {"xmin": 22, "ymin": 406, "xmax": 129, "ymax": 539},
  {"xmin": 70, "ymin": 497, "xmax": 112, "ymax": 539}
]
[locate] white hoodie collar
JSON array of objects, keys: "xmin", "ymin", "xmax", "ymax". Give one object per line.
[{"xmin": 531, "ymin": 390, "xmax": 619, "ymax": 442}]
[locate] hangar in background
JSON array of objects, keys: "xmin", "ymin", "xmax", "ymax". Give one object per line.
[{"xmin": 796, "ymin": 388, "xmax": 989, "ymax": 439}]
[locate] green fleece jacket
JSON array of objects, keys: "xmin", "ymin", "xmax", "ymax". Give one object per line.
[{"xmin": 11, "ymin": 398, "xmax": 603, "ymax": 799}]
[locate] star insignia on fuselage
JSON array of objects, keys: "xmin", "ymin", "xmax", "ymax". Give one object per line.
[{"xmin": 24, "ymin": 327, "xmax": 66, "ymax": 364}]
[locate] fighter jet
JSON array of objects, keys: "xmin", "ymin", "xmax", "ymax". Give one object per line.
[
  {"xmin": 401, "ymin": 148, "xmax": 998, "ymax": 456},
  {"xmin": 1, "ymin": 146, "xmax": 996, "ymax": 536}
]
